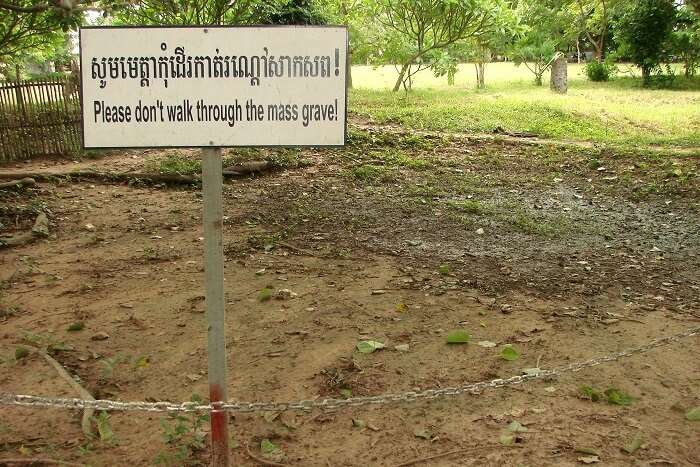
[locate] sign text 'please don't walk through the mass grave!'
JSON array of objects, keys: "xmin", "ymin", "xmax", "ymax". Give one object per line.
[{"xmin": 80, "ymin": 26, "xmax": 348, "ymax": 148}]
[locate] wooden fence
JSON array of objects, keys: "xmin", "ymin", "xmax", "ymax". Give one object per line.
[{"xmin": 0, "ymin": 77, "xmax": 81, "ymax": 163}]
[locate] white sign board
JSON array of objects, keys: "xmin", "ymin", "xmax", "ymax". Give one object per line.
[{"xmin": 79, "ymin": 26, "xmax": 348, "ymax": 148}]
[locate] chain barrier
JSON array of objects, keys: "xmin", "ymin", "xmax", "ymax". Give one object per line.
[{"xmin": 1, "ymin": 326, "xmax": 698, "ymax": 414}]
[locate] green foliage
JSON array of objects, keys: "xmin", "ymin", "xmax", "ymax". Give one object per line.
[
  {"xmin": 510, "ymin": 0, "xmax": 575, "ymax": 85},
  {"xmin": 372, "ymin": 0, "xmax": 508, "ymax": 91},
  {"xmin": 93, "ymin": 411, "xmax": 115, "ymax": 443},
  {"xmin": 585, "ymin": 59, "xmax": 617, "ymax": 81},
  {"xmin": 613, "ymin": 0, "xmax": 677, "ymax": 85},
  {"xmin": 263, "ymin": 0, "xmax": 327, "ymax": 25},
  {"xmin": 22, "ymin": 332, "xmax": 71, "ymax": 353},
  {"xmin": 110, "ymin": 0, "xmax": 277, "ymax": 25},
  {"xmin": 671, "ymin": 6, "xmax": 700, "ymax": 77},
  {"xmin": 147, "ymin": 154, "xmax": 201, "ymax": 176},
  {"xmin": 155, "ymin": 394, "xmax": 209, "ymax": 466},
  {"xmin": 604, "ymin": 387, "xmax": 634, "ymax": 406},
  {"xmin": 581, "ymin": 385, "xmax": 634, "ymax": 405},
  {"xmin": 0, "ymin": 2, "xmax": 80, "ymax": 68},
  {"xmin": 580, "ymin": 385, "xmax": 602, "ymax": 402}
]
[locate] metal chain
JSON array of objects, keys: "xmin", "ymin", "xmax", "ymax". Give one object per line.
[{"xmin": 2, "ymin": 326, "xmax": 697, "ymax": 414}]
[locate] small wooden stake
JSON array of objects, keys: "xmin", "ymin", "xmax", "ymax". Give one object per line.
[{"xmin": 202, "ymin": 147, "xmax": 230, "ymax": 466}]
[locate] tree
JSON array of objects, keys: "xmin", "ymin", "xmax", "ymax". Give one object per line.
[
  {"xmin": 321, "ymin": 0, "xmax": 373, "ymax": 88},
  {"xmin": 372, "ymin": 0, "xmax": 506, "ymax": 92},
  {"xmin": 671, "ymin": 4, "xmax": 700, "ymax": 77},
  {"xmin": 613, "ymin": 0, "xmax": 676, "ymax": 85},
  {"xmin": 263, "ymin": 0, "xmax": 326, "ymax": 25},
  {"xmin": 573, "ymin": 0, "xmax": 609, "ymax": 60},
  {"xmin": 110, "ymin": 0, "xmax": 276, "ymax": 25},
  {"xmin": 688, "ymin": 0, "xmax": 700, "ymax": 14},
  {"xmin": 510, "ymin": 0, "xmax": 576, "ymax": 86},
  {"xmin": 0, "ymin": 0, "xmax": 82, "ymax": 66}
]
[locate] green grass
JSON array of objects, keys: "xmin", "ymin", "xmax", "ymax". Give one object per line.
[{"xmin": 350, "ymin": 63, "xmax": 700, "ymax": 147}]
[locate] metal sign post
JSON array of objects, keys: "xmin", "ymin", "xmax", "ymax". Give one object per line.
[{"xmin": 202, "ymin": 147, "xmax": 229, "ymax": 466}]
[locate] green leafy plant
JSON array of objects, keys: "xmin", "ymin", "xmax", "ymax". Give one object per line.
[
  {"xmin": 154, "ymin": 394, "xmax": 209, "ymax": 466},
  {"xmin": 580, "ymin": 385, "xmax": 634, "ymax": 405},
  {"xmin": 585, "ymin": 59, "xmax": 617, "ymax": 82},
  {"xmin": 92, "ymin": 411, "xmax": 115, "ymax": 443},
  {"xmin": 580, "ymin": 385, "xmax": 602, "ymax": 402},
  {"xmin": 604, "ymin": 387, "xmax": 634, "ymax": 406},
  {"xmin": 22, "ymin": 332, "xmax": 71, "ymax": 353},
  {"xmin": 99, "ymin": 354, "xmax": 127, "ymax": 381}
]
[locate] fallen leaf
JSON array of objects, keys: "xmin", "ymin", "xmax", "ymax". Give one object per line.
[
  {"xmin": 15, "ymin": 347, "xmax": 29, "ymax": 360},
  {"xmin": 258, "ymin": 288, "xmax": 273, "ymax": 302},
  {"xmin": 578, "ymin": 455, "xmax": 600, "ymax": 464},
  {"xmin": 685, "ymin": 406, "xmax": 700, "ymax": 421},
  {"xmin": 67, "ymin": 322, "xmax": 84, "ymax": 332},
  {"xmin": 414, "ymin": 428, "xmax": 433, "ymax": 440},
  {"xmin": 575, "ymin": 447, "xmax": 600, "ymax": 456},
  {"xmin": 352, "ymin": 419, "xmax": 366, "ymax": 429},
  {"xmin": 623, "ymin": 433, "xmax": 643, "ymax": 454},
  {"xmin": 446, "ymin": 330, "xmax": 470, "ymax": 344},
  {"xmin": 499, "ymin": 433, "xmax": 514, "ymax": 445},
  {"xmin": 501, "ymin": 345, "xmax": 520, "ymax": 361},
  {"xmin": 507, "ymin": 421, "xmax": 528, "ymax": 433},
  {"xmin": 357, "ymin": 340, "xmax": 385, "ymax": 353}
]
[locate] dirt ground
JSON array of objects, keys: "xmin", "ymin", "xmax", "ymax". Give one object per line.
[{"xmin": 1, "ymin": 124, "xmax": 699, "ymax": 466}]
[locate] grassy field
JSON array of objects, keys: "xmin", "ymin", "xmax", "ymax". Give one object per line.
[{"xmin": 350, "ymin": 62, "xmax": 700, "ymax": 148}]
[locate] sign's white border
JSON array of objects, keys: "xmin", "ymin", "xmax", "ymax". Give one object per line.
[{"xmin": 79, "ymin": 25, "xmax": 349, "ymax": 149}]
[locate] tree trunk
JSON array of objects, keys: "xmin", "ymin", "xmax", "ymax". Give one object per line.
[
  {"xmin": 393, "ymin": 62, "xmax": 410, "ymax": 92},
  {"xmin": 475, "ymin": 63, "xmax": 486, "ymax": 89},
  {"xmin": 577, "ymin": 38, "xmax": 581, "ymax": 64},
  {"xmin": 347, "ymin": 51, "xmax": 353, "ymax": 89},
  {"xmin": 550, "ymin": 54, "xmax": 568, "ymax": 94},
  {"xmin": 641, "ymin": 66, "xmax": 651, "ymax": 86}
]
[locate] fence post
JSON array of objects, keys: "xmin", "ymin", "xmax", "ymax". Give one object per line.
[{"xmin": 202, "ymin": 147, "xmax": 230, "ymax": 466}]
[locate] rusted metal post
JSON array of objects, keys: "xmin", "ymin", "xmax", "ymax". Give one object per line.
[{"xmin": 202, "ymin": 147, "xmax": 230, "ymax": 466}]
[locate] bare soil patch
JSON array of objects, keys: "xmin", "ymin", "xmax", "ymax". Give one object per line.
[{"xmin": 1, "ymin": 126, "xmax": 698, "ymax": 466}]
